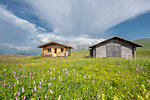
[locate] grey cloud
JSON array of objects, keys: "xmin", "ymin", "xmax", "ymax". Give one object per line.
[
  {"xmin": 0, "ymin": 6, "xmax": 39, "ymax": 46},
  {"xmin": 25, "ymin": 0, "xmax": 150, "ymax": 38}
]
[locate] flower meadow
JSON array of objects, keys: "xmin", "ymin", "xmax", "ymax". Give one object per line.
[{"xmin": 0, "ymin": 50, "xmax": 150, "ymax": 99}]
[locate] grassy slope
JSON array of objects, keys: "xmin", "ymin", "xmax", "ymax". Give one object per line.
[
  {"xmin": 0, "ymin": 51, "xmax": 150, "ymax": 99},
  {"xmin": 134, "ymin": 38, "xmax": 150, "ymax": 57},
  {"xmin": 135, "ymin": 38, "xmax": 150, "ymax": 50}
]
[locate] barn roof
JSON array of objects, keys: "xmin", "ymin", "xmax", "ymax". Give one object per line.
[
  {"xmin": 37, "ymin": 41, "xmax": 73, "ymax": 49},
  {"xmin": 90, "ymin": 36, "xmax": 143, "ymax": 48}
]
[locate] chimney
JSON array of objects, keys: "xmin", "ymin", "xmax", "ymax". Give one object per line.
[{"xmin": 66, "ymin": 41, "xmax": 68, "ymax": 46}]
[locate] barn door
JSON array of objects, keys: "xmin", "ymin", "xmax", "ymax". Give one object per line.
[{"xmin": 106, "ymin": 46, "xmax": 121, "ymax": 58}]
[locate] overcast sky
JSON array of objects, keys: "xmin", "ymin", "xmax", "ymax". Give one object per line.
[{"xmin": 0, "ymin": 0, "xmax": 150, "ymax": 49}]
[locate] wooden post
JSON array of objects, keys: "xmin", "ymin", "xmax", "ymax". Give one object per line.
[{"xmin": 42, "ymin": 47, "xmax": 44, "ymax": 57}]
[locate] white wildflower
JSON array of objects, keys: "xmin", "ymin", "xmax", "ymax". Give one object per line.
[
  {"xmin": 50, "ymin": 90, "xmax": 53, "ymax": 94},
  {"xmin": 93, "ymin": 80, "xmax": 95, "ymax": 83},
  {"xmin": 17, "ymin": 80, "xmax": 19, "ymax": 84},
  {"xmin": 33, "ymin": 81, "xmax": 35, "ymax": 84},
  {"xmin": 58, "ymin": 76, "xmax": 60, "ymax": 79},
  {"xmin": 39, "ymin": 81, "xmax": 41, "ymax": 85},
  {"xmin": 58, "ymin": 95, "xmax": 61, "ymax": 100},
  {"xmin": 63, "ymin": 68, "xmax": 67, "ymax": 71},
  {"xmin": 18, "ymin": 92, "xmax": 20, "ymax": 96},
  {"xmin": 50, "ymin": 77, "xmax": 52, "ymax": 80},
  {"xmin": 41, "ymin": 79, "xmax": 43, "ymax": 83},
  {"xmin": 45, "ymin": 95, "xmax": 47, "ymax": 99},
  {"xmin": 48, "ymin": 83, "xmax": 51, "ymax": 87}
]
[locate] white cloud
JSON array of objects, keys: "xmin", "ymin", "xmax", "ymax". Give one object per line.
[
  {"xmin": 0, "ymin": 4, "xmax": 102, "ymax": 48},
  {"xmin": 36, "ymin": 32, "xmax": 104, "ymax": 43},
  {"xmin": 0, "ymin": 5, "xmax": 42, "ymax": 46},
  {"xmin": 25, "ymin": 0, "xmax": 150, "ymax": 38}
]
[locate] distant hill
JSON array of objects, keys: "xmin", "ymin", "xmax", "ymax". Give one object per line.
[{"xmin": 134, "ymin": 38, "xmax": 150, "ymax": 50}]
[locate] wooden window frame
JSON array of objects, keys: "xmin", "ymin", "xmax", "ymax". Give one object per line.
[
  {"xmin": 61, "ymin": 48, "xmax": 64, "ymax": 52},
  {"xmin": 54, "ymin": 48, "xmax": 57, "ymax": 53},
  {"xmin": 50, "ymin": 48, "xmax": 51, "ymax": 52}
]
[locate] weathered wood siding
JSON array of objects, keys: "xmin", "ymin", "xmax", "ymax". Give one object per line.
[
  {"xmin": 93, "ymin": 48, "xmax": 96, "ymax": 58},
  {"xmin": 120, "ymin": 42, "xmax": 135, "ymax": 59},
  {"xmin": 94, "ymin": 39, "xmax": 135, "ymax": 58},
  {"xmin": 95, "ymin": 44, "xmax": 106, "ymax": 58}
]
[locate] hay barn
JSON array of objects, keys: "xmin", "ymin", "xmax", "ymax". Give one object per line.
[{"xmin": 89, "ymin": 36, "xmax": 143, "ymax": 59}]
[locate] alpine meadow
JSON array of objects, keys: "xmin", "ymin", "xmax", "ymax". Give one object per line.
[
  {"xmin": 1, "ymin": 0, "xmax": 150, "ymax": 100},
  {"xmin": 0, "ymin": 49, "xmax": 150, "ymax": 100}
]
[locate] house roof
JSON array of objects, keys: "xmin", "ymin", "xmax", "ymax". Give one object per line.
[
  {"xmin": 37, "ymin": 41, "xmax": 73, "ymax": 49},
  {"xmin": 89, "ymin": 36, "xmax": 143, "ymax": 48}
]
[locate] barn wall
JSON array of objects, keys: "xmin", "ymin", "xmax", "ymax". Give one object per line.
[
  {"xmin": 89, "ymin": 48, "xmax": 93, "ymax": 57},
  {"xmin": 121, "ymin": 42, "xmax": 133, "ymax": 59},
  {"xmin": 93, "ymin": 48, "xmax": 96, "ymax": 58},
  {"xmin": 95, "ymin": 44, "xmax": 106, "ymax": 58},
  {"xmin": 94, "ymin": 39, "xmax": 134, "ymax": 58}
]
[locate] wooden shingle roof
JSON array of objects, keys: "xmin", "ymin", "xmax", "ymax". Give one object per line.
[
  {"xmin": 90, "ymin": 36, "xmax": 143, "ymax": 48},
  {"xmin": 37, "ymin": 41, "xmax": 73, "ymax": 49}
]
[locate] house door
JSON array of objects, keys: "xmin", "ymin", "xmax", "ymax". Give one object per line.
[{"xmin": 106, "ymin": 46, "xmax": 121, "ymax": 58}]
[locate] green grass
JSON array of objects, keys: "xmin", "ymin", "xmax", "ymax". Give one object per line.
[
  {"xmin": 0, "ymin": 50, "xmax": 150, "ymax": 99},
  {"xmin": 136, "ymin": 49, "xmax": 150, "ymax": 58},
  {"xmin": 135, "ymin": 38, "xmax": 150, "ymax": 50}
]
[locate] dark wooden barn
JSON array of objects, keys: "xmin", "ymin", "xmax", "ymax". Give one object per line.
[{"xmin": 89, "ymin": 36, "xmax": 143, "ymax": 59}]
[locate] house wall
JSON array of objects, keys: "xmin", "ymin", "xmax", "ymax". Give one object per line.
[
  {"xmin": 42, "ymin": 45, "xmax": 71, "ymax": 57},
  {"xmin": 94, "ymin": 39, "xmax": 135, "ymax": 58}
]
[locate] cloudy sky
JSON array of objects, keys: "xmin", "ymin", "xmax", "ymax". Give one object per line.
[{"xmin": 0, "ymin": 0, "xmax": 150, "ymax": 49}]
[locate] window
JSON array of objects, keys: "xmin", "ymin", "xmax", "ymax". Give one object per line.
[
  {"xmin": 48, "ymin": 48, "xmax": 51, "ymax": 52},
  {"xmin": 61, "ymin": 48, "xmax": 64, "ymax": 52},
  {"xmin": 55, "ymin": 48, "xmax": 57, "ymax": 53}
]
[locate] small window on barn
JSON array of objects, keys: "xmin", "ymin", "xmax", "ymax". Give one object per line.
[
  {"xmin": 61, "ymin": 48, "xmax": 64, "ymax": 52},
  {"xmin": 55, "ymin": 48, "xmax": 57, "ymax": 53}
]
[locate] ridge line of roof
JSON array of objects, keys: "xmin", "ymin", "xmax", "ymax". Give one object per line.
[
  {"xmin": 89, "ymin": 36, "xmax": 143, "ymax": 48},
  {"xmin": 37, "ymin": 41, "xmax": 73, "ymax": 49}
]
